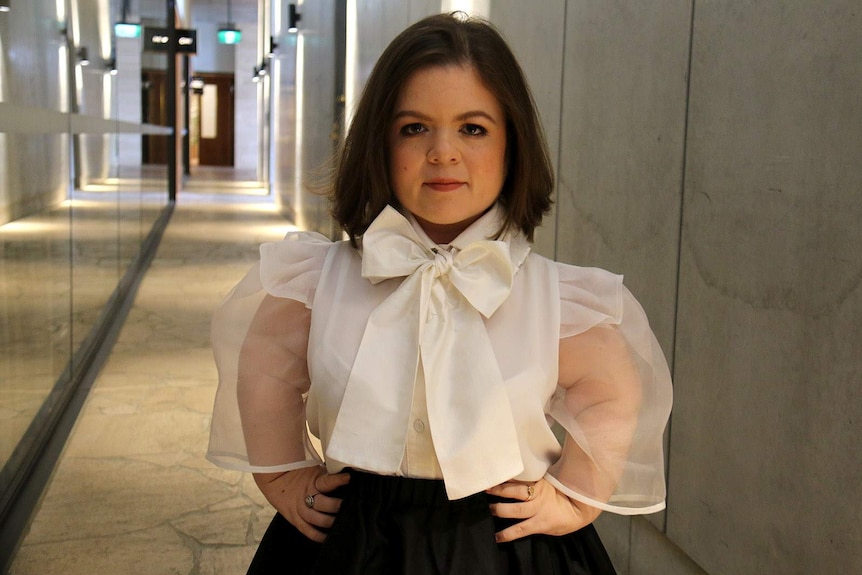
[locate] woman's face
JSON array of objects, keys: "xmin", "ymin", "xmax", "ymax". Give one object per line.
[{"xmin": 388, "ymin": 65, "xmax": 507, "ymax": 244}]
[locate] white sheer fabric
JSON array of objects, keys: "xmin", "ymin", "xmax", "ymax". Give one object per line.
[
  {"xmin": 207, "ymin": 205, "xmax": 673, "ymax": 513},
  {"xmin": 548, "ymin": 266, "xmax": 673, "ymax": 513},
  {"xmin": 206, "ymin": 234, "xmax": 329, "ymax": 473}
]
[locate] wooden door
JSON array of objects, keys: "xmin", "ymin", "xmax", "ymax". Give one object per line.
[
  {"xmin": 141, "ymin": 70, "xmax": 168, "ymax": 164},
  {"xmin": 194, "ymin": 73, "xmax": 235, "ymax": 167}
]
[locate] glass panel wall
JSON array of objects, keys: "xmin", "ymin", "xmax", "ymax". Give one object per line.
[
  {"xmin": 0, "ymin": 130, "xmax": 73, "ymax": 472},
  {"xmin": 0, "ymin": 0, "xmax": 171, "ymax": 524}
]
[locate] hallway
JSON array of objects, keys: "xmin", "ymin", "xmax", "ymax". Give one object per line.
[
  {"xmin": 3, "ymin": 1, "xmax": 861, "ymax": 573},
  {"xmin": 9, "ymin": 193, "xmax": 295, "ymax": 574}
]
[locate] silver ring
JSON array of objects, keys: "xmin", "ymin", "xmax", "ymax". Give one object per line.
[
  {"xmin": 304, "ymin": 494, "xmax": 315, "ymax": 509},
  {"xmin": 526, "ymin": 485, "xmax": 535, "ymax": 501}
]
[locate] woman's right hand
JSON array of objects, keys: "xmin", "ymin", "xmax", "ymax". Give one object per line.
[{"xmin": 253, "ymin": 466, "xmax": 351, "ymax": 543}]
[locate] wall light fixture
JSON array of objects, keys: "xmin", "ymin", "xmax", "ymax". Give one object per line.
[
  {"xmin": 76, "ymin": 46, "xmax": 90, "ymax": 66},
  {"xmin": 267, "ymin": 36, "xmax": 279, "ymax": 59},
  {"xmin": 288, "ymin": 4, "xmax": 301, "ymax": 33},
  {"xmin": 252, "ymin": 61, "xmax": 269, "ymax": 83}
]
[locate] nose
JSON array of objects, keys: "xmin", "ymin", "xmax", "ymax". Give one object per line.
[{"xmin": 427, "ymin": 132, "xmax": 460, "ymax": 164}]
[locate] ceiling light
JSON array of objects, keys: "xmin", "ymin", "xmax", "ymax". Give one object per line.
[
  {"xmin": 217, "ymin": 0, "xmax": 241, "ymax": 44},
  {"xmin": 115, "ymin": 22, "xmax": 141, "ymax": 38}
]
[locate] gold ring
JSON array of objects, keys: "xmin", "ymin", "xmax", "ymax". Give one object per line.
[
  {"xmin": 304, "ymin": 494, "xmax": 316, "ymax": 508},
  {"xmin": 526, "ymin": 485, "xmax": 535, "ymax": 501}
]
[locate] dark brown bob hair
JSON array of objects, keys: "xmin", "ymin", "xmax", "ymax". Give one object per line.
[{"xmin": 331, "ymin": 12, "xmax": 554, "ymax": 245}]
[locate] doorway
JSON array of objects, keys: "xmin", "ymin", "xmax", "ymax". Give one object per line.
[
  {"xmin": 141, "ymin": 70, "xmax": 235, "ymax": 167},
  {"xmin": 189, "ymin": 73, "xmax": 235, "ymax": 167},
  {"xmin": 141, "ymin": 69, "xmax": 168, "ymax": 165}
]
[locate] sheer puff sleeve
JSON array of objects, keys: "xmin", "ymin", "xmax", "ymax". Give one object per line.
[
  {"xmin": 206, "ymin": 232, "xmax": 332, "ymax": 473},
  {"xmin": 545, "ymin": 263, "xmax": 673, "ymax": 515}
]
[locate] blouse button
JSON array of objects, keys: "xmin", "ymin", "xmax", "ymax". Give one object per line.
[{"xmin": 413, "ymin": 419, "xmax": 426, "ymax": 433}]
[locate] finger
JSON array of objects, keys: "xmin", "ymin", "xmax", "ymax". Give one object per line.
[
  {"xmin": 495, "ymin": 517, "xmax": 541, "ymax": 543},
  {"xmin": 303, "ymin": 507, "xmax": 339, "ymax": 530},
  {"xmin": 489, "ymin": 500, "xmax": 532, "ymax": 519},
  {"xmin": 486, "ymin": 482, "xmax": 531, "ymax": 501},
  {"xmin": 306, "ymin": 493, "xmax": 344, "ymax": 515},
  {"xmin": 295, "ymin": 519, "xmax": 328, "ymax": 543},
  {"xmin": 316, "ymin": 471, "xmax": 351, "ymax": 493}
]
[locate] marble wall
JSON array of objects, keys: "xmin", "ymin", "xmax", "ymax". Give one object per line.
[
  {"xmin": 483, "ymin": 0, "xmax": 567, "ymax": 259},
  {"xmin": 667, "ymin": 2, "xmax": 862, "ymax": 573},
  {"xmin": 116, "ymin": 37, "xmax": 144, "ymax": 172},
  {"xmin": 0, "ymin": 1, "xmax": 69, "ymax": 223},
  {"xmin": 337, "ymin": 1, "xmax": 862, "ymax": 573},
  {"xmin": 275, "ymin": 0, "xmax": 340, "ymax": 236},
  {"xmin": 233, "ymin": 20, "xmax": 261, "ymax": 177}
]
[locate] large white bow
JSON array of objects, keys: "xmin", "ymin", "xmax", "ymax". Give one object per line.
[{"xmin": 325, "ymin": 206, "xmax": 529, "ymax": 499}]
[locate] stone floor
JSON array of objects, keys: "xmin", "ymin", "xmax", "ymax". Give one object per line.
[{"xmin": 9, "ymin": 192, "xmax": 299, "ymax": 575}]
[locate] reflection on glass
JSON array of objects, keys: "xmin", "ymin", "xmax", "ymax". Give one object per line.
[
  {"xmin": 0, "ymin": 134, "xmax": 169, "ymax": 489},
  {"xmin": 0, "ymin": 201, "xmax": 72, "ymax": 469},
  {"xmin": 0, "ymin": 0, "xmax": 173, "ymax": 550},
  {"xmin": 71, "ymin": 135, "xmax": 119, "ymax": 357}
]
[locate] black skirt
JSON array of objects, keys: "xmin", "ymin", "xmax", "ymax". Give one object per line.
[{"xmin": 248, "ymin": 470, "xmax": 617, "ymax": 575}]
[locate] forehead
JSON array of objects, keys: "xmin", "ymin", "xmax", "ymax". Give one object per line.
[{"xmin": 394, "ymin": 65, "xmax": 503, "ymax": 117}]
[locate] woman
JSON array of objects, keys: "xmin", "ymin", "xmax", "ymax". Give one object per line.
[{"xmin": 207, "ymin": 12, "xmax": 672, "ymax": 575}]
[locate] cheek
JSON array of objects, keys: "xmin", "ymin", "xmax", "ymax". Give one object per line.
[
  {"xmin": 388, "ymin": 146, "xmax": 406, "ymax": 170},
  {"xmin": 390, "ymin": 161, "xmax": 405, "ymax": 177},
  {"xmin": 388, "ymin": 150, "xmax": 410, "ymax": 201},
  {"xmin": 477, "ymin": 150, "xmax": 506, "ymax": 179},
  {"xmin": 390, "ymin": 147, "xmax": 421, "ymax": 177}
]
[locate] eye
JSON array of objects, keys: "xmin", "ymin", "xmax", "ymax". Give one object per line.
[
  {"xmin": 398, "ymin": 123, "xmax": 426, "ymax": 136},
  {"xmin": 461, "ymin": 123, "xmax": 488, "ymax": 137}
]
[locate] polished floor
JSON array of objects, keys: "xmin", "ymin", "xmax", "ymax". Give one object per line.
[{"xmin": 9, "ymin": 185, "xmax": 297, "ymax": 574}]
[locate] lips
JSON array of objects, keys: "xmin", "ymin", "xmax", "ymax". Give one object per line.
[{"xmin": 424, "ymin": 179, "xmax": 465, "ymax": 192}]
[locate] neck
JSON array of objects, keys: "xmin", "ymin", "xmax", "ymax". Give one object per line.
[{"xmin": 411, "ymin": 212, "xmax": 487, "ymax": 245}]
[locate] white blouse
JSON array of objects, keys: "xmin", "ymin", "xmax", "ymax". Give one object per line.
[{"xmin": 207, "ymin": 205, "xmax": 673, "ymax": 514}]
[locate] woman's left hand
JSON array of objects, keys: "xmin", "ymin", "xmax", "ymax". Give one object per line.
[{"xmin": 485, "ymin": 479, "xmax": 601, "ymax": 542}]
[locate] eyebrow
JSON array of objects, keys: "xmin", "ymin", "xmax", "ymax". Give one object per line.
[{"xmin": 392, "ymin": 110, "xmax": 499, "ymax": 125}]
